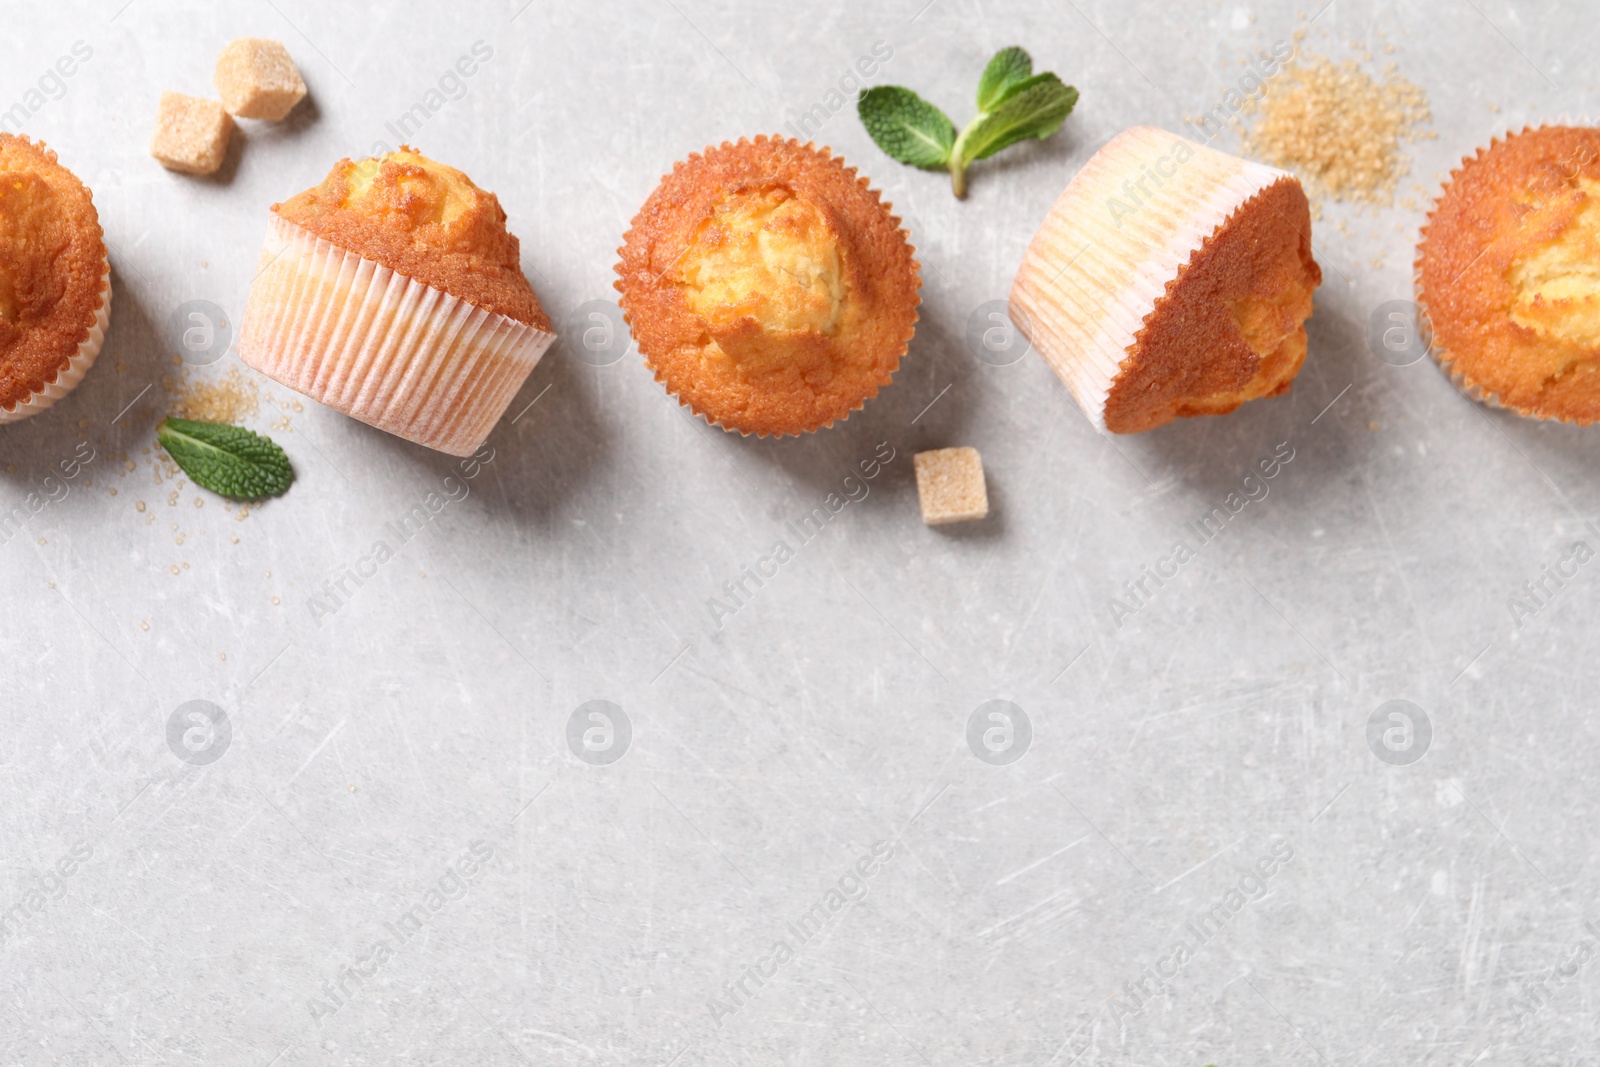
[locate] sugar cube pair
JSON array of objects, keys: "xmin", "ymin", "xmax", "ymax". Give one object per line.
[{"xmin": 151, "ymin": 39, "xmax": 306, "ymax": 176}]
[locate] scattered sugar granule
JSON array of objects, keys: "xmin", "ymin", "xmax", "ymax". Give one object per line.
[
  {"xmin": 1242, "ymin": 49, "xmax": 1431, "ymax": 206},
  {"xmin": 167, "ymin": 365, "xmax": 261, "ymax": 424}
]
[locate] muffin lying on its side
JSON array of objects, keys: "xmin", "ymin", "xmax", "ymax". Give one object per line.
[
  {"xmin": 239, "ymin": 147, "xmax": 555, "ymax": 455},
  {"xmin": 1010, "ymin": 126, "xmax": 1321, "ymax": 434}
]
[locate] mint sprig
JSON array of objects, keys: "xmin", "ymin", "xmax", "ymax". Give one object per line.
[
  {"xmin": 156, "ymin": 418, "xmax": 294, "ymax": 500},
  {"xmin": 857, "ymin": 46, "xmax": 1078, "ymax": 199}
]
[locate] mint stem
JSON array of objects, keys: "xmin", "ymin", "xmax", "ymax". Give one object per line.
[{"xmin": 949, "ymin": 122, "xmax": 978, "ymax": 199}]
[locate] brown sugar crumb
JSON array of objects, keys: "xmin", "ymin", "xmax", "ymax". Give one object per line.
[
  {"xmin": 166, "ymin": 365, "xmax": 262, "ymax": 423},
  {"xmin": 1242, "ymin": 49, "xmax": 1431, "ymax": 206}
]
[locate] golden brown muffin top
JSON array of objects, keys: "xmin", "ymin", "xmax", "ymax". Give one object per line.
[
  {"xmin": 0, "ymin": 135, "xmax": 107, "ymax": 412},
  {"xmin": 1417, "ymin": 125, "xmax": 1600, "ymax": 423},
  {"xmin": 615, "ymin": 136, "xmax": 920, "ymax": 436},
  {"xmin": 1107, "ymin": 176, "xmax": 1321, "ymax": 433},
  {"xmin": 273, "ymin": 147, "xmax": 549, "ymax": 330}
]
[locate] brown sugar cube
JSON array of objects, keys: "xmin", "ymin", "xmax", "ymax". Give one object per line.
[
  {"xmin": 214, "ymin": 38, "xmax": 307, "ymax": 120},
  {"xmin": 150, "ymin": 92, "xmax": 233, "ymax": 175},
  {"xmin": 914, "ymin": 447, "xmax": 989, "ymax": 525}
]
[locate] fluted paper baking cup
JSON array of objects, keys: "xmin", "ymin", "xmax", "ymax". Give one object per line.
[
  {"xmin": 0, "ymin": 264, "xmax": 111, "ymax": 425},
  {"xmin": 1009, "ymin": 126, "xmax": 1292, "ymax": 431},
  {"xmin": 239, "ymin": 215, "xmax": 556, "ymax": 456}
]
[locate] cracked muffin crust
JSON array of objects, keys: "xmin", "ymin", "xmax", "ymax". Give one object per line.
[
  {"xmin": 1417, "ymin": 125, "xmax": 1600, "ymax": 423},
  {"xmin": 615, "ymin": 136, "xmax": 920, "ymax": 436},
  {"xmin": 239, "ymin": 147, "xmax": 555, "ymax": 456}
]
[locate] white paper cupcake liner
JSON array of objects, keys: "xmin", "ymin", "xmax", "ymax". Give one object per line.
[
  {"xmin": 0, "ymin": 264, "xmax": 111, "ymax": 425},
  {"xmin": 1009, "ymin": 126, "xmax": 1293, "ymax": 431},
  {"xmin": 239, "ymin": 215, "xmax": 556, "ymax": 456}
]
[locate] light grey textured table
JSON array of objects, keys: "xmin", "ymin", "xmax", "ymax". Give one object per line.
[{"xmin": 3, "ymin": 0, "xmax": 1597, "ymax": 1064}]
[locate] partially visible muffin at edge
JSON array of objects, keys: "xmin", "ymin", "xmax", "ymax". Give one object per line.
[
  {"xmin": 615, "ymin": 136, "xmax": 921, "ymax": 437},
  {"xmin": 0, "ymin": 134, "xmax": 111, "ymax": 423},
  {"xmin": 238, "ymin": 147, "xmax": 555, "ymax": 456},
  {"xmin": 1417, "ymin": 125, "xmax": 1600, "ymax": 423}
]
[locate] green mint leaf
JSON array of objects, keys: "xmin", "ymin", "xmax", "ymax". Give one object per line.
[
  {"xmin": 975, "ymin": 46, "xmax": 1033, "ymax": 111},
  {"xmin": 857, "ymin": 85, "xmax": 956, "ymax": 170},
  {"xmin": 157, "ymin": 418, "xmax": 294, "ymax": 500},
  {"xmin": 859, "ymin": 51, "xmax": 1080, "ymax": 198},
  {"xmin": 959, "ymin": 74, "xmax": 1079, "ymax": 163}
]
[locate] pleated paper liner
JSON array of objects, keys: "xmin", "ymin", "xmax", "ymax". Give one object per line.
[
  {"xmin": 1415, "ymin": 121, "xmax": 1600, "ymax": 424},
  {"xmin": 0, "ymin": 264, "xmax": 111, "ymax": 425},
  {"xmin": 1008, "ymin": 125, "xmax": 1295, "ymax": 431},
  {"xmin": 239, "ymin": 215, "xmax": 556, "ymax": 456}
]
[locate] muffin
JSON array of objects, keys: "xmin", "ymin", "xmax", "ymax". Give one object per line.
[
  {"xmin": 615, "ymin": 136, "xmax": 920, "ymax": 436},
  {"xmin": 1417, "ymin": 125, "xmax": 1600, "ymax": 423},
  {"xmin": 0, "ymin": 135, "xmax": 110, "ymax": 424},
  {"xmin": 1010, "ymin": 126, "xmax": 1321, "ymax": 433},
  {"xmin": 238, "ymin": 147, "xmax": 555, "ymax": 455}
]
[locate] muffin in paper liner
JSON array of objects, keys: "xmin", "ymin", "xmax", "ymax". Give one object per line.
[
  {"xmin": 1, "ymin": 266, "xmax": 111, "ymax": 425},
  {"xmin": 0, "ymin": 135, "xmax": 112, "ymax": 424},
  {"xmin": 614, "ymin": 135, "xmax": 921, "ymax": 438},
  {"xmin": 1009, "ymin": 125, "xmax": 1321, "ymax": 434},
  {"xmin": 1416, "ymin": 124, "xmax": 1600, "ymax": 424},
  {"xmin": 238, "ymin": 149, "xmax": 556, "ymax": 456}
]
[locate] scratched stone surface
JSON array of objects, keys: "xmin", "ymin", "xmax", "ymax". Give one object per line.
[{"xmin": 2, "ymin": 0, "xmax": 1598, "ymax": 1064}]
